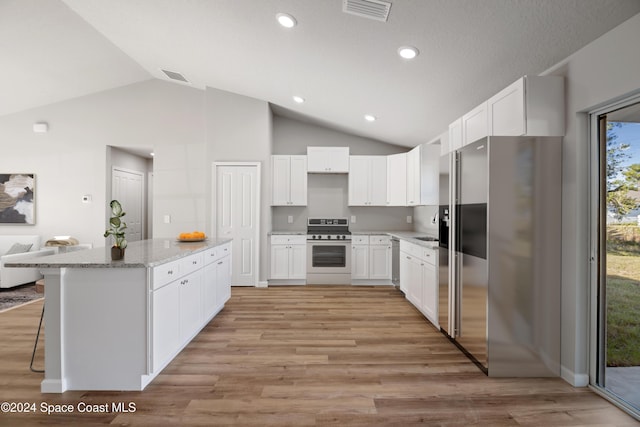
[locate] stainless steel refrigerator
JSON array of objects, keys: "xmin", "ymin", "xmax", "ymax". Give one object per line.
[{"xmin": 451, "ymin": 136, "xmax": 562, "ymax": 377}]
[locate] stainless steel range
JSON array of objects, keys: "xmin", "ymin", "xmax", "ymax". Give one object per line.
[{"xmin": 306, "ymin": 218, "xmax": 352, "ymax": 285}]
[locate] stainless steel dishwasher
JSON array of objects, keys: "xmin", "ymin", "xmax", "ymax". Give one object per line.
[{"xmin": 391, "ymin": 237, "xmax": 400, "ymax": 286}]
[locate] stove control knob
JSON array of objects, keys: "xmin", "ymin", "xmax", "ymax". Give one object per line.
[
  {"xmin": 327, "ymin": 235, "xmax": 331, "ymax": 240},
  {"xmin": 342, "ymin": 235, "xmax": 346, "ymax": 240}
]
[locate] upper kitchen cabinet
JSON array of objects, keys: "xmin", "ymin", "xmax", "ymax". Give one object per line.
[
  {"xmin": 448, "ymin": 118, "xmax": 463, "ymax": 153},
  {"xmin": 420, "ymin": 143, "xmax": 440, "ymax": 205},
  {"xmin": 487, "ymin": 76, "xmax": 564, "ymax": 137},
  {"xmin": 349, "ymin": 156, "xmax": 387, "ymax": 206},
  {"xmin": 406, "ymin": 146, "xmax": 421, "ymax": 206},
  {"xmin": 307, "ymin": 146, "xmax": 350, "ymax": 173},
  {"xmin": 386, "ymin": 152, "xmax": 407, "ymax": 206},
  {"xmin": 462, "ymin": 101, "xmax": 488, "ymax": 147},
  {"xmin": 271, "ymin": 155, "xmax": 307, "ymax": 206}
]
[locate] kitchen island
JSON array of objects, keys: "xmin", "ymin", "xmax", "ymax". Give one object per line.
[{"xmin": 6, "ymin": 238, "xmax": 232, "ymax": 393}]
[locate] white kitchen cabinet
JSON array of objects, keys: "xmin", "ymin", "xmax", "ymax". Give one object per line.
[
  {"xmin": 420, "ymin": 143, "xmax": 440, "ymax": 206},
  {"xmin": 462, "ymin": 101, "xmax": 488, "ymax": 146},
  {"xmin": 216, "ymin": 255, "xmax": 231, "ymax": 305},
  {"xmin": 369, "ymin": 235, "xmax": 391, "ymax": 280},
  {"xmin": 487, "ymin": 76, "xmax": 564, "ymax": 137},
  {"xmin": 307, "ymin": 146, "xmax": 350, "ymax": 173},
  {"xmin": 448, "ymin": 118, "xmax": 463, "ymax": 153},
  {"xmin": 399, "ymin": 240, "xmax": 438, "ymax": 327},
  {"xmin": 203, "ymin": 243, "xmax": 232, "ymax": 317},
  {"xmin": 270, "ymin": 235, "xmax": 307, "ymax": 281},
  {"xmin": 386, "ymin": 152, "xmax": 407, "ymax": 206},
  {"xmin": 351, "ymin": 236, "xmax": 370, "ymax": 280},
  {"xmin": 271, "ymin": 155, "xmax": 307, "ymax": 206},
  {"xmin": 349, "ymin": 156, "xmax": 387, "ymax": 206},
  {"xmin": 179, "ymin": 269, "xmax": 203, "ymax": 342},
  {"xmin": 406, "ymin": 146, "xmax": 421, "ymax": 206},
  {"xmin": 152, "ymin": 280, "xmax": 180, "ymax": 372}
]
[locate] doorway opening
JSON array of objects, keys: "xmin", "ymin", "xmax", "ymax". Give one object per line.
[{"xmin": 591, "ymin": 97, "xmax": 640, "ymax": 418}]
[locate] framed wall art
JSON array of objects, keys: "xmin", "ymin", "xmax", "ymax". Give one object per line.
[{"xmin": 0, "ymin": 174, "xmax": 35, "ymax": 225}]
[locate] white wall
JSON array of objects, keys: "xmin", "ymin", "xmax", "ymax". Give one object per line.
[
  {"xmin": 205, "ymin": 86, "xmax": 272, "ymax": 283},
  {"xmin": 543, "ymin": 12, "xmax": 640, "ymax": 386},
  {"xmin": 0, "ymin": 79, "xmax": 205, "ymax": 247}
]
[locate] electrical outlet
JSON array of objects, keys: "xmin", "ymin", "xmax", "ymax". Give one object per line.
[
  {"xmin": 163, "ymin": 215, "xmax": 171, "ymax": 224},
  {"xmin": 287, "ymin": 215, "xmax": 293, "ymax": 224},
  {"xmin": 351, "ymin": 215, "xmax": 356, "ymax": 224},
  {"xmin": 406, "ymin": 215, "xmax": 412, "ymax": 224}
]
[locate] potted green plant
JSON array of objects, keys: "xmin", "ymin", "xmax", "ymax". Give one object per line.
[{"xmin": 104, "ymin": 199, "xmax": 127, "ymax": 260}]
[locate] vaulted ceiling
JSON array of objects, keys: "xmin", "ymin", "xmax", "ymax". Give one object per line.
[{"xmin": 2, "ymin": 0, "xmax": 640, "ymax": 147}]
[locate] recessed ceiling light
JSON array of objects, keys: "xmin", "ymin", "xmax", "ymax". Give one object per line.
[
  {"xmin": 293, "ymin": 95, "xmax": 305, "ymax": 104},
  {"xmin": 364, "ymin": 114, "xmax": 376, "ymax": 122},
  {"xmin": 276, "ymin": 13, "xmax": 297, "ymax": 28},
  {"xmin": 398, "ymin": 46, "xmax": 419, "ymax": 60}
]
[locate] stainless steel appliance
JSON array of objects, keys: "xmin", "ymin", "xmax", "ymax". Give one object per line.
[
  {"xmin": 391, "ymin": 237, "xmax": 400, "ymax": 286},
  {"xmin": 451, "ymin": 136, "xmax": 562, "ymax": 377},
  {"xmin": 438, "ymin": 152, "xmax": 452, "ymax": 336},
  {"xmin": 306, "ymin": 218, "xmax": 352, "ymax": 284}
]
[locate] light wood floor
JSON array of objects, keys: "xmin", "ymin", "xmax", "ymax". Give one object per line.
[{"xmin": 0, "ymin": 286, "xmax": 637, "ymax": 426}]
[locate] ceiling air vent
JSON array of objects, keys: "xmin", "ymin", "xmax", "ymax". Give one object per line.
[
  {"xmin": 343, "ymin": 0, "xmax": 391, "ymax": 22},
  {"xmin": 161, "ymin": 69, "xmax": 189, "ymax": 83}
]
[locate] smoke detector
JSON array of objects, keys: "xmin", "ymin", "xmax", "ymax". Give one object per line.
[
  {"xmin": 343, "ymin": 0, "xmax": 392, "ymax": 22},
  {"xmin": 161, "ymin": 69, "xmax": 189, "ymax": 83}
]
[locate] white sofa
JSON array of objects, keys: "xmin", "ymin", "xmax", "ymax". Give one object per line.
[{"xmin": 0, "ymin": 235, "xmax": 55, "ymax": 288}]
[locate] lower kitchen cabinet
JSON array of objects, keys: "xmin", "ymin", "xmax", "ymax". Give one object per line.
[
  {"xmin": 270, "ymin": 235, "xmax": 307, "ymax": 281},
  {"xmin": 352, "ymin": 235, "xmax": 392, "ymax": 283},
  {"xmin": 400, "ymin": 240, "xmax": 438, "ymax": 327}
]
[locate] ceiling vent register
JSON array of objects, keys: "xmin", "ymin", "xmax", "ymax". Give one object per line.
[
  {"xmin": 161, "ymin": 69, "xmax": 189, "ymax": 83},
  {"xmin": 342, "ymin": 0, "xmax": 391, "ymax": 22}
]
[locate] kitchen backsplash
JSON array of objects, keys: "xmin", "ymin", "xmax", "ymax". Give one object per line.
[
  {"xmin": 412, "ymin": 205, "xmax": 439, "ymax": 237},
  {"xmin": 272, "ymin": 174, "xmax": 415, "ymax": 232}
]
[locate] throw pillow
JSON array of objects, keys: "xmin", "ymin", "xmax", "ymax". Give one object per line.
[{"xmin": 4, "ymin": 242, "xmax": 33, "ymax": 255}]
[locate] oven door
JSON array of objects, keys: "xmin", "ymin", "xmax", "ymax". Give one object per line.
[{"xmin": 307, "ymin": 241, "xmax": 351, "ymax": 274}]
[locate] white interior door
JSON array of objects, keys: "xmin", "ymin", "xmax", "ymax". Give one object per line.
[
  {"xmin": 215, "ymin": 164, "xmax": 260, "ymax": 287},
  {"xmin": 112, "ymin": 167, "xmax": 144, "ymax": 242}
]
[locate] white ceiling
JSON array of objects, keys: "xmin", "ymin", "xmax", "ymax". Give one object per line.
[{"xmin": 2, "ymin": 0, "xmax": 640, "ymax": 147}]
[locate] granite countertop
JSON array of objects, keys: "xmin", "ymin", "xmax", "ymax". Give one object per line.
[
  {"xmin": 352, "ymin": 231, "xmax": 440, "ymax": 248},
  {"xmin": 4, "ymin": 238, "xmax": 232, "ymax": 269}
]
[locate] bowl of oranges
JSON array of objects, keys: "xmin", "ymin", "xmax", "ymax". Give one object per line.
[{"xmin": 178, "ymin": 231, "xmax": 207, "ymax": 242}]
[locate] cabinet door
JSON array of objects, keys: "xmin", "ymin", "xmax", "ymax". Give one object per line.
[
  {"xmin": 352, "ymin": 245, "xmax": 369, "ymax": 279},
  {"xmin": 386, "ymin": 153, "xmax": 407, "ymax": 206},
  {"xmin": 488, "ymin": 77, "xmax": 525, "ymax": 136},
  {"xmin": 152, "ymin": 281, "xmax": 180, "ymax": 371},
  {"xmin": 216, "ymin": 256, "xmax": 231, "ymax": 305},
  {"xmin": 448, "ymin": 118, "xmax": 463, "ymax": 153},
  {"xmin": 420, "ymin": 143, "xmax": 440, "ymax": 206},
  {"xmin": 406, "ymin": 255, "xmax": 423, "ymax": 309},
  {"xmin": 369, "ymin": 156, "xmax": 388, "ymax": 205},
  {"xmin": 270, "ymin": 244, "xmax": 290, "ymax": 279},
  {"xmin": 307, "ymin": 147, "xmax": 349, "ymax": 173},
  {"xmin": 369, "ymin": 244, "xmax": 391, "ymax": 280},
  {"xmin": 462, "ymin": 102, "xmax": 488, "ymax": 146},
  {"xmin": 399, "ymin": 252, "xmax": 410, "ymax": 293},
  {"xmin": 348, "ymin": 156, "xmax": 370, "ymax": 206},
  {"xmin": 289, "ymin": 244, "xmax": 307, "ymax": 279},
  {"xmin": 421, "ymin": 262, "xmax": 438, "ymax": 326},
  {"xmin": 271, "ymin": 155, "xmax": 291, "ymax": 206},
  {"xmin": 406, "ymin": 146, "xmax": 421, "ymax": 206},
  {"xmin": 179, "ymin": 270, "xmax": 203, "ymax": 342},
  {"xmin": 289, "ymin": 155, "xmax": 307, "ymax": 205},
  {"xmin": 203, "ymin": 262, "xmax": 218, "ymax": 318}
]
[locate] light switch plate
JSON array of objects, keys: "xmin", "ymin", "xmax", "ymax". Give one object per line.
[
  {"xmin": 287, "ymin": 215, "xmax": 293, "ymax": 224},
  {"xmin": 351, "ymin": 215, "xmax": 356, "ymax": 224},
  {"xmin": 163, "ymin": 215, "xmax": 171, "ymax": 224},
  {"xmin": 406, "ymin": 215, "xmax": 412, "ymax": 224}
]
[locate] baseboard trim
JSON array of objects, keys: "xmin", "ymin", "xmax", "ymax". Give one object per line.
[
  {"xmin": 257, "ymin": 281, "xmax": 268, "ymax": 288},
  {"xmin": 561, "ymin": 365, "xmax": 589, "ymax": 387}
]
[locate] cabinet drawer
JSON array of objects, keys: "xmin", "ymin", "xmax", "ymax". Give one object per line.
[
  {"xmin": 421, "ymin": 248, "xmax": 437, "ymax": 266},
  {"xmin": 271, "ymin": 235, "xmax": 306, "ymax": 245},
  {"xmin": 204, "ymin": 242, "xmax": 232, "ymax": 265},
  {"xmin": 352, "ymin": 235, "xmax": 369, "ymax": 245},
  {"xmin": 370, "ymin": 235, "xmax": 390, "ymax": 245},
  {"xmin": 181, "ymin": 253, "xmax": 204, "ymax": 276},
  {"xmin": 400, "ymin": 240, "xmax": 422, "ymax": 259},
  {"xmin": 152, "ymin": 260, "xmax": 181, "ymax": 290}
]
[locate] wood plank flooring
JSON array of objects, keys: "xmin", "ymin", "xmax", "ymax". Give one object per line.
[{"xmin": 0, "ymin": 285, "xmax": 637, "ymax": 426}]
